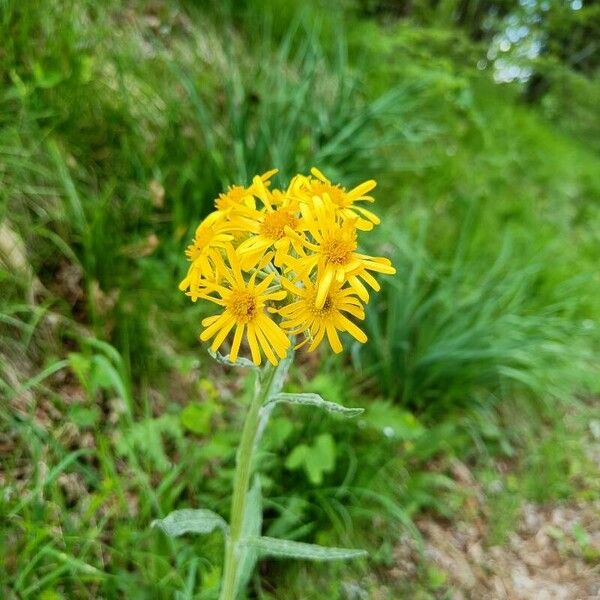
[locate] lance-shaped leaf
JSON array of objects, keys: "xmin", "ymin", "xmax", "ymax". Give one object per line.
[
  {"xmin": 264, "ymin": 393, "xmax": 364, "ymax": 418},
  {"xmin": 244, "ymin": 536, "xmax": 367, "ymax": 561},
  {"xmin": 208, "ymin": 349, "xmax": 257, "ymax": 369},
  {"xmin": 152, "ymin": 509, "xmax": 227, "ymax": 538}
]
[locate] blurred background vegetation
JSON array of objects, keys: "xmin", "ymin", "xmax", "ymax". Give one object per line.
[{"xmin": 1, "ymin": 0, "xmax": 599, "ymax": 598}]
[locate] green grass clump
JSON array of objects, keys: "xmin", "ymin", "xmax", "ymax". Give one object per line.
[{"xmin": 358, "ymin": 216, "xmax": 593, "ymax": 413}]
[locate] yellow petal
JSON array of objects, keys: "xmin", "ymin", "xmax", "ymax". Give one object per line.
[
  {"xmin": 246, "ymin": 323, "xmax": 262, "ymax": 365},
  {"xmin": 229, "ymin": 323, "xmax": 245, "ymax": 362},
  {"xmin": 315, "ymin": 268, "xmax": 335, "ymax": 309},
  {"xmin": 210, "ymin": 315, "xmax": 236, "ymax": 352},
  {"xmin": 326, "ymin": 325, "xmax": 343, "ymax": 353}
]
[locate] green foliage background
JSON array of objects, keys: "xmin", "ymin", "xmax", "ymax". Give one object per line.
[{"xmin": 1, "ymin": 0, "xmax": 599, "ymax": 598}]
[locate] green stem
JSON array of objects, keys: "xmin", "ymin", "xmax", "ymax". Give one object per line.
[{"xmin": 219, "ymin": 363, "xmax": 278, "ymax": 600}]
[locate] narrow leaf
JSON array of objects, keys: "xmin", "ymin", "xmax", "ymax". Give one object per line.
[
  {"xmin": 152, "ymin": 509, "xmax": 227, "ymax": 538},
  {"xmin": 265, "ymin": 393, "xmax": 364, "ymax": 417},
  {"xmin": 246, "ymin": 536, "xmax": 367, "ymax": 561}
]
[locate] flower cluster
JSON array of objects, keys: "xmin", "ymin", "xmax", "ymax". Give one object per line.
[{"xmin": 179, "ymin": 168, "xmax": 396, "ymax": 365}]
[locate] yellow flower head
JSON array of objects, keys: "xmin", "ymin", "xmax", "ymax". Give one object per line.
[
  {"xmin": 279, "ymin": 278, "xmax": 367, "ymax": 353},
  {"xmin": 214, "ymin": 169, "xmax": 278, "ymax": 215},
  {"xmin": 196, "ymin": 244, "xmax": 290, "ymax": 365},
  {"xmin": 179, "ymin": 212, "xmax": 234, "ymax": 300},
  {"xmin": 233, "ymin": 176, "xmax": 305, "ymax": 270},
  {"xmin": 299, "ymin": 167, "xmax": 381, "ymax": 231},
  {"xmin": 181, "ymin": 169, "xmax": 395, "ymax": 365},
  {"xmin": 290, "ymin": 196, "xmax": 395, "ymax": 308}
]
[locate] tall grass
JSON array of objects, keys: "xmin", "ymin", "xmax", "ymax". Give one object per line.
[
  {"xmin": 358, "ymin": 213, "xmax": 592, "ymax": 415},
  {"xmin": 169, "ymin": 10, "xmax": 433, "ymax": 186}
]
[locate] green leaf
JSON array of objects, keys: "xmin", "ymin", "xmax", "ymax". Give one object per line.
[
  {"xmin": 265, "ymin": 393, "xmax": 363, "ymax": 417},
  {"xmin": 115, "ymin": 415, "xmax": 183, "ymax": 472},
  {"xmin": 68, "ymin": 353, "xmax": 91, "ymax": 386},
  {"xmin": 285, "ymin": 444, "xmax": 309, "ymax": 470},
  {"xmin": 180, "ymin": 402, "xmax": 216, "ymax": 435},
  {"xmin": 39, "ymin": 591, "xmax": 64, "ymax": 600},
  {"xmin": 285, "ymin": 434, "xmax": 336, "ymax": 485},
  {"xmin": 197, "ymin": 431, "xmax": 237, "ymax": 460},
  {"xmin": 314, "ymin": 432, "xmax": 335, "ymax": 472},
  {"xmin": 246, "ymin": 536, "xmax": 367, "ymax": 561},
  {"xmin": 264, "ymin": 417, "xmax": 294, "ymax": 450},
  {"xmin": 152, "ymin": 509, "xmax": 227, "ymax": 538}
]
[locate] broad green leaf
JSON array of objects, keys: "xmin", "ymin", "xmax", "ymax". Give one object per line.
[
  {"xmin": 197, "ymin": 431, "xmax": 237, "ymax": 460},
  {"xmin": 246, "ymin": 536, "xmax": 367, "ymax": 561},
  {"xmin": 264, "ymin": 417, "xmax": 294, "ymax": 450},
  {"xmin": 38, "ymin": 591, "xmax": 64, "ymax": 600},
  {"xmin": 152, "ymin": 509, "xmax": 227, "ymax": 538},
  {"xmin": 285, "ymin": 433, "xmax": 336, "ymax": 485},
  {"xmin": 265, "ymin": 393, "xmax": 363, "ymax": 417},
  {"xmin": 91, "ymin": 354, "xmax": 132, "ymax": 413},
  {"xmin": 68, "ymin": 352, "xmax": 91, "ymax": 386},
  {"xmin": 180, "ymin": 402, "xmax": 216, "ymax": 435},
  {"xmin": 285, "ymin": 444, "xmax": 309, "ymax": 471}
]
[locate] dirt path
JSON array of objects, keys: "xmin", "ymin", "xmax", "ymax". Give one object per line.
[
  {"xmin": 412, "ymin": 499, "xmax": 600, "ymax": 599},
  {"xmin": 385, "ymin": 439, "xmax": 600, "ymax": 600}
]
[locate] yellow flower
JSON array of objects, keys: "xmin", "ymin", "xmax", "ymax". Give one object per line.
[
  {"xmin": 214, "ymin": 169, "xmax": 279, "ymax": 215},
  {"xmin": 301, "ymin": 167, "xmax": 380, "ymax": 231},
  {"xmin": 233, "ymin": 176, "xmax": 305, "ymax": 270},
  {"xmin": 181, "ymin": 168, "xmax": 395, "ymax": 364},
  {"xmin": 179, "ymin": 212, "xmax": 234, "ymax": 300},
  {"xmin": 279, "ymin": 278, "xmax": 367, "ymax": 353},
  {"xmin": 197, "ymin": 245, "xmax": 290, "ymax": 365},
  {"xmin": 289, "ymin": 197, "xmax": 395, "ymax": 308}
]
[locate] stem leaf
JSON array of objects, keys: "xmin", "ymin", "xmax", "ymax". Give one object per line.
[
  {"xmin": 151, "ymin": 509, "xmax": 227, "ymax": 538},
  {"xmin": 265, "ymin": 393, "xmax": 364, "ymax": 417},
  {"xmin": 245, "ymin": 536, "xmax": 367, "ymax": 561}
]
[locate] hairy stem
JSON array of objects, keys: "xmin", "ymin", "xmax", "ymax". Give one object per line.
[{"xmin": 218, "ymin": 363, "xmax": 278, "ymax": 600}]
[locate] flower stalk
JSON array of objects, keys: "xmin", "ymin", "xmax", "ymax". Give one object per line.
[
  {"xmin": 153, "ymin": 168, "xmax": 394, "ymax": 596},
  {"xmin": 219, "ymin": 361, "xmax": 280, "ymax": 600}
]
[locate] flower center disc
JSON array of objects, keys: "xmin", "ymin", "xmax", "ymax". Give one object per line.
[
  {"xmin": 304, "ymin": 288, "xmax": 335, "ymax": 319},
  {"xmin": 321, "ymin": 237, "xmax": 355, "ymax": 265},
  {"xmin": 312, "ymin": 182, "xmax": 347, "ymax": 208},
  {"xmin": 260, "ymin": 209, "xmax": 298, "ymax": 241},
  {"xmin": 227, "ymin": 290, "xmax": 258, "ymax": 322}
]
